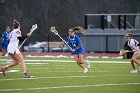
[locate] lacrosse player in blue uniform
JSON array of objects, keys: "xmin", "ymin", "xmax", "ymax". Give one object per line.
[
  {"xmin": 1, "ymin": 26, "xmax": 11, "ymax": 56},
  {"xmin": 67, "ymin": 26, "xmax": 90, "ymax": 73}
]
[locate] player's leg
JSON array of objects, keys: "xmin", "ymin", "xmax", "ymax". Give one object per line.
[
  {"xmin": 130, "ymin": 60, "xmax": 136, "ymax": 69},
  {"xmin": 13, "ymin": 53, "xmax": 31, "ymax": 78},
  {"xmin": 74, "ymin": 55, "xmax": 85, "ymax": 69},
  {"xmin": 78, "ymin": 54, "xmax": 88, "ymax": 73},
  {"xmin": 6, "ymin": 54, "xmax": 19, "ymax": 68},
  {"xmin": 131, "ymin": 53, "xmax": 140, "ymax": 65},
  {"xmin": 1, "ymin": 54, "xmax": 19, "ymax": 76},
  {"xmin": 130, "ymin": 53, "xmax": 140, "ymax": 73},
  {"xmin": 83, "ymin": 58, "xmax": 91, "ymax": 69}
]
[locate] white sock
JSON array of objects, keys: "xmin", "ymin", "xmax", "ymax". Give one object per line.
[
  {"xmin": 23, "ymin": 71, "xmax": 27, "ymax": 74},
  {"xmin": 5, "ymin": 65, "xmax": 9, "ymax": 69}
]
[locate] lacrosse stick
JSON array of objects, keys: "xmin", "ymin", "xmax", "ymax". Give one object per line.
[
  {"xmin": 119, "ymin": 49, "xmax": 134, "ymax": 56},
  {"xmin": 6, "ymin": 24, "xmax": 37, "ymax": 64},
  {"xmin": 19, "ymin": 24, "xmax": 37, "ymax": 48},
  {"xmin": 50, "ymin": 26, "xmax": 73, "ymax": 51}
]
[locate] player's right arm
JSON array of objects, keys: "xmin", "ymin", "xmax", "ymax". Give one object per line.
[{"xmin": 16, "ymin": 31, "xmax": 32, "ymax": 42}]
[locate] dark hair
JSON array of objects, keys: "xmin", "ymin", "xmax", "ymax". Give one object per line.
[
  {"xmin": 13, "ymin": 20, "xmax": 20, "ymax": 29},
  {"xmin": 125, "ymin": 33, "xmax": 133, "ymax": 37},
  {"xmin": 72, "ymin": 26, "xmax": 84, "ymax": 33}
]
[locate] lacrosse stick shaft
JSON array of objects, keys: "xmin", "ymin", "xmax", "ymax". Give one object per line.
[
  {"xmin": 126, "ymin": 51, "xmax": 135, "ymax": 52},
  {"xmin": 57, "ymin": 34, "xmax": 73, "ymax": 50},
  {"xmin": 19, "ymin": 37, "xmax": 28, "ymax": 49}
]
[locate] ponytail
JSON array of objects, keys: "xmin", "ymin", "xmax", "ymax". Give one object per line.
[
  {"xmin": 13, "ymin": 20, "xmax": 20, "ymax": 29},
  {"xmin": 72, "ymin": 26, "xmax": 84, "ymax": 34}
]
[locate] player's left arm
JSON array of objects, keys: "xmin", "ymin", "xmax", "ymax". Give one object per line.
[{"xmin": 134, "ymin": 39, "xmax": 140, "ymax": 46}]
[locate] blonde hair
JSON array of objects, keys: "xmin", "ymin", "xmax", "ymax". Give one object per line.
[
  {"xmin": 72, "ymin": 26, "xmax": 84, "ymax": 33},
  {"xmin": 13, "ymin": 20, "xmax": 20, "ymax": 29}
]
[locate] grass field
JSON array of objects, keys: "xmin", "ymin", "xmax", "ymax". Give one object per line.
[{"xmin": 0, "ymin": 57, "xmax": 140, "ymax": 93}]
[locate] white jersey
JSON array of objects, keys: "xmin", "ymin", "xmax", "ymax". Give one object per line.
[
  {"xmin": 127, "ymin": 39, "xmax": 140, "ymax": 53},
  {"xmin": 7, "ymin": 29, "xmax": 21, "ymax": 54}
]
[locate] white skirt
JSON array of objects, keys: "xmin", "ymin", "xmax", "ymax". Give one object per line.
[
  {"xmin": 7, "ymin": 43, "xmax": 20, "ymax": 54},
  {"xmin": 133, "ymin": 50, "xmax": 140, "ymax": 56}
]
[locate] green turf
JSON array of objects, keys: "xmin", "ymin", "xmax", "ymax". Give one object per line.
[
  {"xmin": 0, "ymin": 56, "xmax": 130, "ymax": 61},
  {"xmin": 0, "ymin": 57, "xmax": 140, "ymax": 93}
]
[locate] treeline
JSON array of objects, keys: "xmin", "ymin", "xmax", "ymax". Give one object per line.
[{"xmin": 0, "ymin": 0, "xmax": 139, "ymax": 41}]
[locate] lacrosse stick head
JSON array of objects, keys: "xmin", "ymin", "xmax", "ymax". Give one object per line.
[
  {"xmin": 30, "ymin": 24, "xmax": 38, "ymax": 33},
  {"xmin": 119, "ymin": 49, "xmax": 126, "ymax": 56},
  {"xmin": 50, "ymin": 26, "xmax": 58, "ymax": 35}
]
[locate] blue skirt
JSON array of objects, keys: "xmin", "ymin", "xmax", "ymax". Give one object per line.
[{"xmin": 71, "ymin": 48, "xmax": 85, "ymax": 55}]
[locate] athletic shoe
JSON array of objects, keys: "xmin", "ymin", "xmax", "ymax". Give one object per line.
[
  {"xmin": 24, "ymin": 75, "xmax": 32, "ymax": 78},
  {"xmin": 130, "ymin": 70, "xmax": 138, "ymax": 73},
  {"xmin": 1, "ymin": 67, "xmax": 7, "ymax": 76},
  {"xmin": 86, "ymin": 60, "xmax": 91, "ymax": 69},
  {"xmin": 24, "ymin": 71, "xmax": 32, "ymax": 78},
  {"xmin": 83, "ymin": 68, "xmax": 88, "ymax": 73}
]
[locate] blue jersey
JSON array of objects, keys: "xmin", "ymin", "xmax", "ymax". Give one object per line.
[
  {"xmin": 2, "ymin": 32, "xmax": 9, "ymax": 46},
  {"xmin": 67, "ymin": 35, "xmax": 85, "ymax": 55},
  {"xmin": 0, "ymin": 38, "xmax": 2, "ymax": 49}
]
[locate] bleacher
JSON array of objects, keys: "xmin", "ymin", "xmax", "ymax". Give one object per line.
[{"xmin": 81, "ymin": 13, "xmax": 140, "ymax": 52}]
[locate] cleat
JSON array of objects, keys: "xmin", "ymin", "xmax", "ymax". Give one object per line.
[
  {"xmin": 83, "ymin": 67, "xmax": 88, "ymax": 73},
  {"xmin": 24, "ymin": 75, "xmax": 32, "ymax": 78},
  {"xmin": 24, "ymin": 71, "xmax": 32, "ymax": 78},
  {"xmin": 1, "ymin": 67, "xmax": 7, "ymax": 76},
  {"xmin": 86, "ymin": 60, "xmax": 91, "ymax": 69},
  {"xmin": 130, "ymin": 70, "xmax": 137, "ymax": 73}
]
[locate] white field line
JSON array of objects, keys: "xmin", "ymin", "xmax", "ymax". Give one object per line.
[
  {"xmin": 30, "ymin": 68, "xmax": 49, "ymax": 69},
  {"xmin": 0, "ymin": 70, "xmax": 20, "ymax": 74},
  {"xmin": 0, "ymin": 59, "xmax": 130, "ymax": 63},
  {"xmin": 30, "ymin": 71, "xmax": 96, "ymax": 73},
  {"xmin": 0, "ymin": 83, "xmax": 139, "ymax": 92},
  {"xmin": 29, "ymin": 65, "xmax": 129, "ymax": 68},
  {"xmin": 30, "ymin": 71, "xmax": 108, "ymax": 73},
  {"xmin": 26, "ymin": 63, "xmax": 49, "ymax": 64},
  {"xmin": 1, "ymin": 75, "xmax": 140, "ymax": 81}
]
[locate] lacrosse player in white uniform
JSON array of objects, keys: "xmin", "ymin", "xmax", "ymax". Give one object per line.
[
  {"xmin": 125, "ymin": 33, "xmax": 140, "ymax": 73},
  {"xmin": 1, "ymin": 20, "xmax": 32, "ymax": 78}
]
